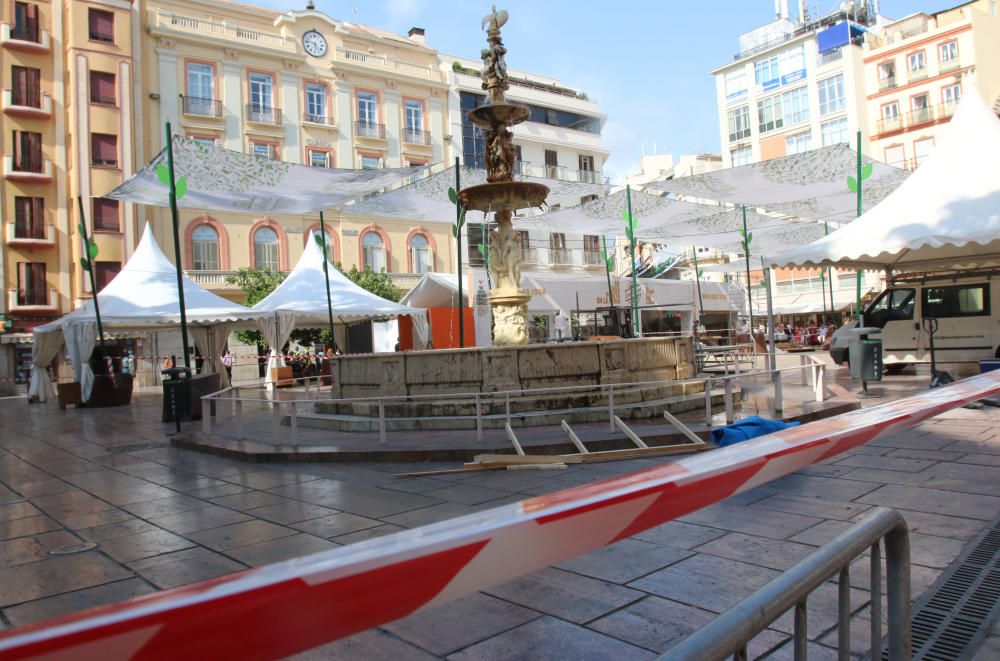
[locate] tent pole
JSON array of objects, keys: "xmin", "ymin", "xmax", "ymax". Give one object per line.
[
  {"xmin": 691, "ymin": 246, "xmax": 705, "ymax": 325},
  {"xmin": 626, "ymin": 185, "xmax": 639, "ymax": 338},
  {"xmin": 824, "ymin": 222, "xmax": 835, "ymax": 320},
  {"xmin": 764, "ymin": 265, "xmax": 777, "ymax": 383},
  {"xmin": 742, "ymin": 205, "xmax": 753, "ymax": 334},
  {"xmin": 76, "ymin": 196, "xmax": 108, "ymax": 370},
  {"xmin": 318, "ymin": 211, "xmax": 337, "ymax": 352},
  {"xmin": 454, "ymin": 158, "xmax": 464, "ymax": 348},
  {"xmin": 164, "ymin": 123, "xmax": 191, "ymax": 371},
  {"xmin": 601, "ymin": 235, "xmax": 620, "ymax": 337},
  {"xmin": 855, "ymin": 130, "xmax": 863, "ymax": 318}
]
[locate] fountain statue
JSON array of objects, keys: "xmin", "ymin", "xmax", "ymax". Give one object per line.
[{"xmin": 458, "ymin": 6, "xmax": 549, "ymax": 346}]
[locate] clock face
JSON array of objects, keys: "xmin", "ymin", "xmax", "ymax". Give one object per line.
[{"xmin": 302, "ymin": 30, "xmax": 328, "ymax": 57}]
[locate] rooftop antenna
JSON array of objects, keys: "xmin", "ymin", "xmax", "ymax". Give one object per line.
[{"xmin": 306, "ymin": 0, "xmax": 315, "ymax": 9}]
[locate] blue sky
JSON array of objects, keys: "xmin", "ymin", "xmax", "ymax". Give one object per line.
[{"xmin": 257, "ymin": 1, "xmax": 949, "ymax": 180}]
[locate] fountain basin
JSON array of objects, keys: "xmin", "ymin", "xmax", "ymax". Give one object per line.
[
  {"xmin": 459, "ymin": 182, "xmax": 550, "ymax": 213},
  {"xmin": 467, "ymin": 103, "xmax": 530, "ymax": 128}
]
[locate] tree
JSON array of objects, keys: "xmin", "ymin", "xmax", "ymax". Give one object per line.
[{"xmin": 224, "ymin": 263, "xmax": 403, "ymax": 349}]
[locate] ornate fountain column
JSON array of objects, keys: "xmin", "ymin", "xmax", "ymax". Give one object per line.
[{"xmin": 457, "ymin": 7, "xmax": 548, "ymax": 346}]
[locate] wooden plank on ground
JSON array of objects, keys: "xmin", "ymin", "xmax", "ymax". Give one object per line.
[
  {"xmin": 507, "ymin": 463, "xmax": 567, "ymax": 471},
  {"xmin": 577, "ymin": 443, "xmax": 711, "ymax": 463},
  {"xmin": 472, "ymin": 453, "xmax": 583, "ymax": 465}
]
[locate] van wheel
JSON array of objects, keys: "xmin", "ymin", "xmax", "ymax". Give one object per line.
[{"xmin": 885, "ymin": 364, "xmax": 907, "ymax": 375}]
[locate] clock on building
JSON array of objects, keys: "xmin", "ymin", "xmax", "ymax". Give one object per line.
[{"xmin": 302, "ymin": 30, "xmax": 328, "ymax": 57}]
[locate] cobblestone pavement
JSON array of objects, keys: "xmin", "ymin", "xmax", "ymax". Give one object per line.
[{"xmin": 1, "ymin": 386, "xmax": 999, "ymax": 659}]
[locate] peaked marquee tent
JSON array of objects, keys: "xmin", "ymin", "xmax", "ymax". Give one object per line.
[
  {"xmin": 770, "ymin": 89, "xmax": 1000, "ymax": 272},
  {"xmin": 31, "ymin": 225, "xmax": 264, "ymax": 402},
  {"xmin": 251, "ymin": 239, "xmax": 426, "ymax": 375}
]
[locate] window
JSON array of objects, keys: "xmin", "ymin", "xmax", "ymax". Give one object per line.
[
  {"xmin": 12, "ymin": 130, "xmax": 42, "ymax": 172},
  {"xmin": 357, "ymin": 92, "xmax": 377, "ymax": 126},
  {"xmin": 913, "ymin": 139, "xmax": 935, "ymax": 168},
  {"xmin": 911, "ymin": 93, "xmax": 931, "ymax": 123},
  {"xmin": 253, "ymin": 227, "xmax": 279, "ymax": 271},
  {"xmin": 360, "ymin": 154, "xmax": 381, "ymax": 170},
  {"xmin": 907, "ymin": 51, "xmax": 926, "ymax": 72},
  {"xmin": 404, "ymin": 99, "xmax": 424, "ymax": 143},
  {"xmin": 817, "ymin": 75, "xmax": 845, "ymax": 116},
  {"xmin": 310, "ymin": 230, "xmax": 334, "ymax": 258},
  {"xmin": 13, "ymin": 2, "xmax": 40, "ymax": 42},
  {"xmin": 549, "ymin": 232, "xmax": 568, "ymax": 264},
  {"xmin": 731, "ymin": 145, "xmax": 752, "ymax": 166},
  {"xmin": 94, "ymin": 262, "xmax": 120, "ymax": 293},
  {"xmin": 409, "ymin": 234, "xmax": 431, "ymax": 273},
  {"xmin": 88, "ymin": 8, "xmax": 114, "ymax": 43},
  {"xmin": 13, "ymin": 197, "xmax": 44, "ymax": 239},
  {"xmin": 882, "ymin": 102, "xmax": 899, "ymax": 119},
  {"xmin": 185, "ymin": 63, "xmax": 215, "ymax": 116},
  {"xmin": 362, "ymin": 232, "xmax": 385, "ymax": 272},
  {"xmin": 518, "ymin": 230, "xmax": 531, "ymax": 261},
  {"xmin": 821, "ymin": 117, "xmax": 849, "ymax": 146},
  {"xmin": 724, "ymin": 69, "xmax": 748, "ymax": 97},
  {"xmin": 727, "ymin": 105, "xmax": 751, "ymax": 142},
  {"xmin": 883, "ymin": 144, "xmax": 905, "ymax": 168},
  {"xmin": 754, "ymin": 55, "xmax": 779, "ymax": 86},
  {"xmin": 90, "ymin": 71, "xmax": 116, "ymax": 105},
  {"xmin": 191, "ymin": 225, "xmax": 220, "ymax": 271},
  {"xmin": 779, "ymin": 45, "xmax": 805, "ymax": 78},
  {"xmin": 865, "ymin": 288, "xmax": 915, "ymax": 328},
  {"xmin": 248, "ymin": 73, "xmax": 276, "ymax": 123},
  {"xmin": 757, "ymin": 95, "xmax": 783, "ymax": 134},
  {"xmin": 784, "ymin": 131, "xmax": 812, "ymax": 155},
  {"xmin": 251, "ymin": 141, "xmax": 276, "ymax": 160},
  {"xmin": 92, "ymin": 198, "xmax": 120, "ymax": 232},
  {"xmin": 16, "ymin": 262, "xmax": 46, "ymax": 306},
  {"xmin": 922, "ymin": 284, "xmax": 989, "ymax": 318},
  {"xmin": 939, "ymin": 41, "xmax": 958, "ymax": 63},
  {"xmin": 11, "ymin": 66, "xmax": 41, "ymax": 108},
  {"xmin": 781, "ymin": 86, "xmax": 810, "ymax": 125},
  {"xmin": 583, "ymin": 235, "xmax": 601, "ymax": 264},
  {"xmin": 190, "ymin": 136, "xmax": 217, "ymax": 148},
  {"xmin": 91, "ymin": 133, "xmax": 118, "ymax": 167},
  {"xmin": 544, "ymin": 149, "xmax": 559, "ymax": 178},
  {"xmin": 943, "ymin": 83, "xmax": 961, "ymax": 106},
  {"xmin": 877, "ymin": 61, "xmax": 896, "ymax": 89},
  {"xmin": 308, "ymin": 150, "xmax": 329, "ymax": 167},
  {"xmin": 305, "ymin": 83, "xmax": 327, "ymax": 123}
]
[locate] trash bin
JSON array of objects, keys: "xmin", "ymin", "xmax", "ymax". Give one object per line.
[
  {"xmin": 161, "ymin": 366, "xmax": 193, "ymax": 423},
  {"xmin": 849, "ymin": 338, "xmax": 883, "ymax": 382}
]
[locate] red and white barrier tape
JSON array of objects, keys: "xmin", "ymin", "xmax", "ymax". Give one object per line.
[{"xmin": 1, "ymin": 371, "xmax": 998, "ymax": 660}]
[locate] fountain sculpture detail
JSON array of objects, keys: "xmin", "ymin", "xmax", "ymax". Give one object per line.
[{"xmin": 458, "ymin": 7, "xmax": 549, "ymax": 346}]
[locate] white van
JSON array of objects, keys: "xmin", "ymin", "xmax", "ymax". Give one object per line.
[{"xmin": 829, "ymin": 274, "xmax": 998, "ymax": 372}]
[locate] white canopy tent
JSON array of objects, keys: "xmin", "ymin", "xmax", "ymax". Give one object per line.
[
  {"xmin": 31, "ymin": 225, "xmax": 264, "ymax": 402},
  {"xmin": 770, "ymin": 89, "xmax": 1000, "ymax": 272},
  {"xmin": 105, "ymin": 136, "xmax": 426, "ymax": 214},
  {"xmin": 251, "ymin": 239, "xmax": 426, "ymax": 375}
]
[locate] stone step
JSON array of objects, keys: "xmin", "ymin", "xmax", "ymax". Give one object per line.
[{"xmin": 292, "ymin": 388, "xmax": 736, "ymax": 433}]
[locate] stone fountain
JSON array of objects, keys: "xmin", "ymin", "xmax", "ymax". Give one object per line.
[{"xmin": 458, "ymin": 7, "xmax": 549, "ymax": 346}]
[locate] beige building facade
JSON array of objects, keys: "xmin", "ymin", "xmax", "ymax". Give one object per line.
[{"xmin": 864, "ymin": 0, "xmax": 1000, "ymax": 170}]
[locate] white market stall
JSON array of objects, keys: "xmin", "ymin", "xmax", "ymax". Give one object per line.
[
  {"xmin": 770, "ymin": 89, "xmax": 1000, "ymax": 273},
  {"xmin": 30, "ymin": 225, "xmax": 265, "ymax": 403},
  {"xmin": 251, "ymin": 239, "xmax": 426, "ymax": 379}
]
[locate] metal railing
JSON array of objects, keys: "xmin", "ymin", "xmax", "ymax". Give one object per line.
[
  {"xmin": 878, "ymin": 76, "xmax": 897, "ymax": 91},
  {"xmin": 905, "ymin": 106, "xmax": 934, "ymax": 126},
  {"xmin": 183, "ymin": 96, "xmax": 223, "ymax": 117},
  {"xmin": 13, "ymin": 219, "xmax": 45, "ymax": 240},
  {"xmin": 577, "ymin": 169, "xmax": 601, "ymax": 184},
  {"xmin": 908, "ymin": 66, "xmax": 928, "ymax": 82},
  {"xmin": 11, "ymin": 87, "xmax": 41, "ymax": 108},
  {"xmin": 402, "ymin": 127, "xmax": 432, "ymax": 145},
  {"xmin": 817, "ymin": 49, "xmax": 843, "ymax": 66},
  {"xmin": 15, "ymin": 287, "xmax": 48, "ymax": 306},
  {"xmin": 12, "ymin": 154, "xmax": 43, "ymax": 173},
  {"xmin": 200, "ymin": 351, "xmax": 829, "ymax": 446},
  {"xmin": 877, "ymin": 115, "xmax": 903, "ymax": 134},
  {"xmin": 92, "ymin": 157, "xmax": 118, "ymax": 168},
  {"xmin": 303, "ymin": 112, "xmax": 333, "ymax": 125},
  {"xmin": 660, "ymin": 507, "xmax": 911, "ymax": 661},
  {"xmin": 11, "ymin": 22, "xmax": 40, "ymax": 43},
  {"xmin": 354, "ymin": 121, "xmax": 386, "ymax": 139},
  {"xmin": 246, "ymin": 104, "xmax": 282, "ymax": 125},
  {"xmin": 583, "ymin": 250, "xmax": 604, "ymax": 266}
]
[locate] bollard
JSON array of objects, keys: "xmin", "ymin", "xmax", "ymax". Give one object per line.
[
  {"xmin": 378, "ymin": 398, "xmax": 386, "ymax": 445},
  {"xmin": 724, "ymin": 379, "xmax": 734, "ymax": 424},
  {"xmin": 704, "ymin": 378, "xmax": 713, "ymax": 428}
]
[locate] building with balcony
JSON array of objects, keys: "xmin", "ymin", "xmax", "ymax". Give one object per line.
[
  {"xmin": 444, "ymin": 54, "xmax": 609, "ymax": 276},
  {"xmin": 140, "ymin": 0, "xmax": 455, "ymax": 301},
  {"xmin": 863, "ymin": 0, "xmax": 1000, "ymax": 170}
]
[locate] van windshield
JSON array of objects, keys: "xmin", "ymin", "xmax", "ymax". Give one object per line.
[{"xmin": 865, "ymin": 288, "xmax": 915, "ymax": 328}]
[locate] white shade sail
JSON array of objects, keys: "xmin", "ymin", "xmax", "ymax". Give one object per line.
[
  {"xmin": 105, "ymin": 136, "xmax": 426, "ymax": 214},
  {"xmin": 251, "ymin": 238, "xmax": 424, "ymax": 325},
  {"xmin": 770, "ymin": 89, "xmax": 1000, "ymax": 271},
  {"xmin": 645, "ymin": 143, "xmax": 908, "ymax": 224},
  {"xmin": 35, "ymin": 224, "xmax": 264, "ymax": 333},
  {"xmin": 344, "ymin": 165, "xmax": 609, "ymax": 222}
]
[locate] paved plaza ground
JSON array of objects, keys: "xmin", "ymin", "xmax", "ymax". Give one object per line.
[{"xmin": 1, "ymin": 365, "xmax": 999, "ymax": 659}]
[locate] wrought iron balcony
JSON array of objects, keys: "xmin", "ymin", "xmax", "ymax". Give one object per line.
[
  {"xmin": 905, "ymin": 106, "xmax": 934, "ymax": 127},
  {"xmin": 877, "ymin": 76, "xmax": 896, "ymax": 91},
  {"xmin": 354, "ymin": 121, "xmax": 386, "ymax": 139},
  {"xmin": 246, "ymin": 104, "xmax": 282, "ymax": 125},
  {"xmin": 92, "ymin": 157, "xmax": 119, "ymax": 168},
  {"xmin": 303, "ymin": 113, "xmax": 333, "ymax": 125},
  {"xmin": 183, "ymin": 96, "xmax": 223, "ymax": 118},
  {"xmin": 402, "ymin": 127, "xmax": 432, "ymax": 145}
]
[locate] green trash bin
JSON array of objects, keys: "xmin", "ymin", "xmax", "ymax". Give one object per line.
[{"xmin": 161, "ymin": 366, "xmax": 193, "ymax": 423}]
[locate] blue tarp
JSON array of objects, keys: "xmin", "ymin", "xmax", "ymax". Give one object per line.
[{"xmin": 711, "ymin": 416, "xmax": 800, "ymax": 447}]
